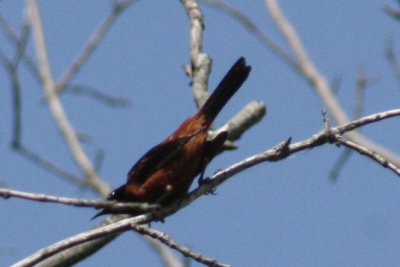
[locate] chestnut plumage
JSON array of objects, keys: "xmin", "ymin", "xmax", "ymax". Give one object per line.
[{"xmin": 93, "ymin": 57, "xmax": 251, "ymax": 219}]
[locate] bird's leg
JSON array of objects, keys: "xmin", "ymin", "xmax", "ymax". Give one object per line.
[
  {"xmin": 197, "ymin": 130, "xmax": 228, "ymax": 194},
  {"xmin": 197, "ymin": 167, "xmax": 217, "ymax": 195},
  {"xmin": 197, "ymin": 167, "xmax": 207, "ymax": 185}
]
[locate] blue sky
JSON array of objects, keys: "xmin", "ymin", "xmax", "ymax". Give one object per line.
[{"xmin": 1, "ymin": 1, "xmax": 400, "ymax": 266}]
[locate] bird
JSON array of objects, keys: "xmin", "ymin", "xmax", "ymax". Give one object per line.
[{"xmin": 93, "ymin": 57, "xmax": 251, "ymax": 219}]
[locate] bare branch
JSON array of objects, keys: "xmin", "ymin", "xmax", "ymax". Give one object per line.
[
  {"xmin": 135, "ymin": 225, "xmax": 230, "ymax": 267},
  {"xmin": 13, "ymin": 145, "xmax": 83, "ymax": 184},
  {"xmin": 14, "ymin": 212, "xmax": 227, "ymax": 267},
  {"xmin": 385, "ymin": 38, "xmax": 400, "ymax": 88},
  {"xmin": 384, "ymin": 4, "xmax": 400, "ymax": 21},
  {"xmin": 202, "ymin": 1, "xmax": 398, "ymax": 168},
  {"xmin": 0, "ymin": 13, "xmax": 41, "ymax": 82},
  {"xmin": 181, "ymin": 0, "xmax": 211, "ymax": 108},
  {"xmin": 182, "ymin": 0, "xmax": 266, "ymax": 149},
  {"xmin": 56, "ymin": 0, "xmax": 135, "ymax": 93},
  {"xmin": 1, "ymin": 52, "xmax": 23, "ymax": 148},
  {"xmin": 65, "ymin": 84, "xmax": 131, "ymax": 107},
  {"xmin": 26, "ymin": 0, "xmax": 110, "ymax": 196},
  {"xmin": 145, "ymin": 237, "xmax": 185, "ymax": 267},
  {"xmin": 339, "ymin": 139, "xmax": 400, "ymax": 175},
  {"xmin": 265, "ymin": 0, "xmax": 349, "ymax": 125},
  {"xmin": 0, "ymin": 15, "xmax": 30, "ymax": 148},
  {"xmin": 0, "ymin": 188, "xmax": 159, "ymax": 213},
  {"xmin": 1, "ymin": 45, "xmax": 82, "ymax": 184},
  {"xmin": 354, "ymin": 67, "xmax": 379, "ymax": 119},
  {"xmin": 329, "ymin": 149, "xmax": 353, "ymax": 181},
  {"xmin": 335, "ymin": 109, "xmax": 400, "ymax": 134},
  {"xmin": 202, "ymin": 109, "xmax": 400, "ymax": 194},
  {"xmin": 219, "ymin": 101, "xmax": 266, "ymax": 142},
  {"xmin": 201, "ymin": 0, "xmax": 295, "ymax": 65},
  {"xmin": 12, "ymin": 187, "xmax": 228, "ymax": 267},
  {"xmin": 12, "ymin": 215, "xmax": 142, "ymax": 267},
  {"xmin": 35, "ymin": 215, "xmax": 127, "ymax": 267},
  {"xmin": 264, "ymin": 0, "xmax": 400, "ymax": 167},
  {"xmin": 330, "ymin": 67, "xmax": 376, "ymax": 180},
  {"xmin": 1, "ymin": 9, "xmax": 132, "ymax": 106}
]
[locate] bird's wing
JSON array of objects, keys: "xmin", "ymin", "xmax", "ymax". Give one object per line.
[{"xmin": 126, "ymin": 135, "xmax": 193, "ymax": 184}]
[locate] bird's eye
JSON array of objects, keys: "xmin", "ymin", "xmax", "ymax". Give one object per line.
[{"xmin": 107, "ymin": 191, "xmax": 115, "ymax": 200}]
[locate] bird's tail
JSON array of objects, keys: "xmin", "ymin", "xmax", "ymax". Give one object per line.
[{"xmin": 199, "ymin": 57, "xmax": 251, "ymax": 122}]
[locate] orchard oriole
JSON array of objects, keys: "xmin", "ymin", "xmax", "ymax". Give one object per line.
[{"xmin": 93, "ymin": 57, "xmax": 251, "ymax": 219}]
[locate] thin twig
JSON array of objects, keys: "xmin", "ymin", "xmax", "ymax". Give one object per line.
[
  {"xmin": 201, "ymin": 0, "xmax": 295, "ymax": 66},
  {"xmin": 0, "ymin": 17, "xmax": 30, "ymax": 148},
  {"xmin": 385, "ymin": 38, "xmax": 400, "ymax": 88},
  {"xmin": 384, "ymin": 4, "xmax": 400, "ymax": 21},
  {"xmin": 354, "ymin": 67, "xmax": 367, "ymax": 119},
  {"xmin": 0, "ymin": 13, "xmax": 41, "ymax": 82},
  {"xmin": 335, "ymin": 109, "xmax": 400, "ymax": 134},
  {"xmin": 0, "ymin": 188, "xmax": 159, "ymax": 212},
  {"xmin": 329, "ymin": 149, "xmax": 353, "ymax": 181},
  {"xmin": 338, "ymin": 139, "xmax": 400, "ymax": 175},
  {"xmin": 354, "ymin": 67, "xmax": 378, "ymax": 119},
  {"xmin": 15, "ymin": 145, "xmax": 83, "ymax": 184},
  {"xmin": 330, "ymin": 75, "xmax": 343, "ymax": 95},
  {"xmin": 0, "ymin": 12, "xmax": 130, "ymax": 107},
  {"xmin": 56, "ymin": 0, "xmax": 135, "ymax": 93},
  {"xmin": 0, "ymin": 50, "xmax": 23, "ymax": 148},
  {"xmin": 330, "ymin": 67, "xmax": 377, "ymax": 180},
  {"xmin": 13, "ymin": 15, "xmax": 31, "ymax": 65},
  {"xmin": 134, "ymin": 225, "xmax": 230, "ymax": 267},
  {"xmin": 65, "ymin": 84, "xmax": 131, "ymax": 107},
  {"xmin": 145, "ymin": 236, "xmax": 185, "ymax": 267}
]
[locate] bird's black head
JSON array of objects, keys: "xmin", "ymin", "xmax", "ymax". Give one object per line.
[
  {"xmin": 107, "ymin": 185, "xmax": 127, "ymax": 201},
  {"xmin": 91, "ymin": 185, "xmax": 127, "ymax": 220}
]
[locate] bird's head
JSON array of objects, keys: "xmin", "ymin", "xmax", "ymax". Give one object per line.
[
  {"xmin": 91, "ymin": 185, "xmax": 127, "ymax": 220},
  {"xmin": 107, "ymin": 185, "xmax": 127, "ymax": 201}
]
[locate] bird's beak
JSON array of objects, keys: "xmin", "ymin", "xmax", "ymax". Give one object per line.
[{"xmin": 91, "ymin": 209, "xmax": 108, "ymax": 220}]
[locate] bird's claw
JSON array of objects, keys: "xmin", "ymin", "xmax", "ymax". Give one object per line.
[{"xmin": 198, "ymin": 176, "xmax": 217, "ymax": 195}]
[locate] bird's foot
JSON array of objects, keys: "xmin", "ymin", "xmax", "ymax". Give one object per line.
[{"xmin": 198, "ymin": 176, "xmax": 217, "ymax": 195}]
